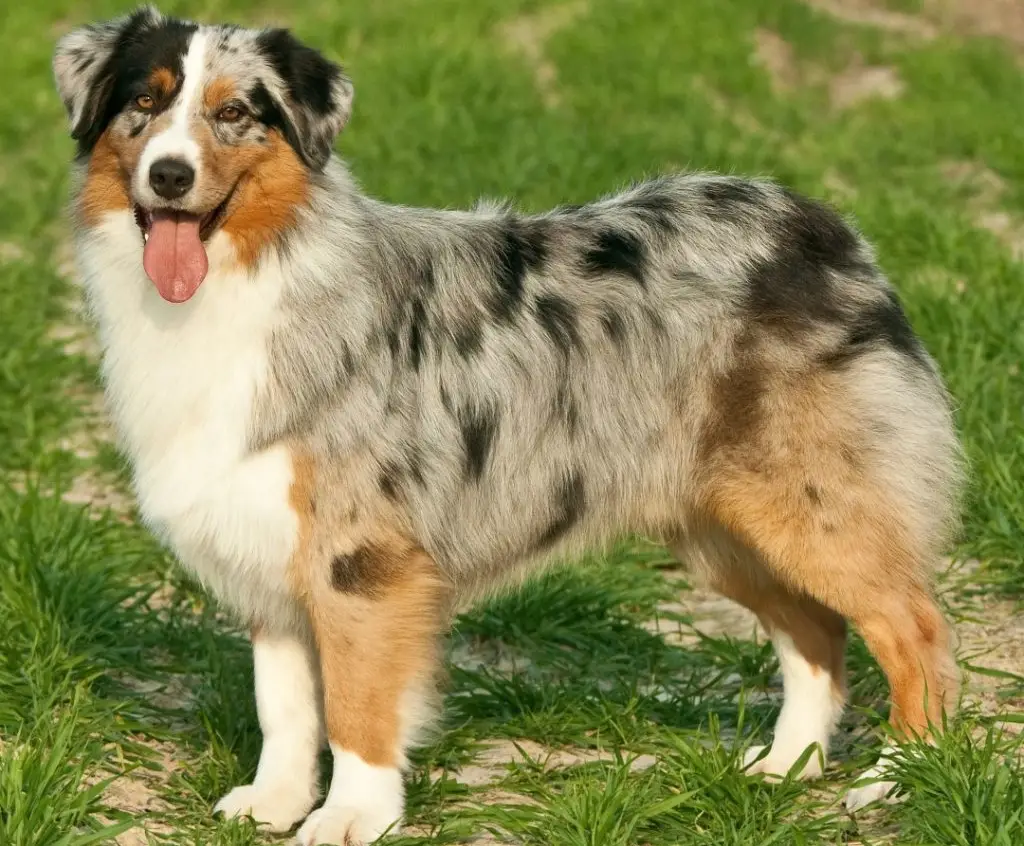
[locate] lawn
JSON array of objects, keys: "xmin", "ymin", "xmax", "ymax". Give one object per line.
[{"xmin": 2, "ymin": 0, "xmax": 1024, "ymax": 844}]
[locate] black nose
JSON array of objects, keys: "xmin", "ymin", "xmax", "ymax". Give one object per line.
[{"xmin": 149, "ymin": 158, "xmax": 195, "ymax": 200}]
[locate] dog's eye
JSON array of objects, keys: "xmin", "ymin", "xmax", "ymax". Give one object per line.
[
  {"xmin": 217, "ymin": 105, "xmax": 245, "ymax": 123},
  {"xmin": 135, "ymin": 94, "xmax": 155, "ymax": 111}
]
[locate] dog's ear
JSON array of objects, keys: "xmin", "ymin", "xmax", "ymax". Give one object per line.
[
  {"xmin": 53, "ymin": 6, "xmax": 162, "ymax": 153},
  {"xmin": 255, "ymin": 28, "xmax": 354, "ymax": 171}
]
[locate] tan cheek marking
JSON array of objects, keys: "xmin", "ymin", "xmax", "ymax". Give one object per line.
[
  {"xmin": 79, "ymin": 133, "xmax": 130, "ymax": 228},
  {"xmin": 221, "ymin": 131, "xmax": 310, "ymax": 270}
]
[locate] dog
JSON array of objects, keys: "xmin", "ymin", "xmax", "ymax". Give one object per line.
[{"xmin": 53, "ymin": 6, "xmax": 964, "ymax": 843}]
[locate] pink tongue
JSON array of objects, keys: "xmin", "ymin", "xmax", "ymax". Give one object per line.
[{"xmin": 142, "ymin": 211, "xmax": 209, "ymax": 303}]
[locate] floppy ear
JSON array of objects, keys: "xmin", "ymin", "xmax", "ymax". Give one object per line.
[
  {"xmin": 255, "ymin": 28, "xmax": 354, "ymax": 171},
  {"xmin": 53, "ymin": 6, "xmax": 162, "ymax": 153}
]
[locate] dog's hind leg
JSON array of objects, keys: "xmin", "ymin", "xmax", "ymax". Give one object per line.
[
  {"xmin": 293, "ymin": 529, "xmax": 448, "ymax": 846},
  {"xmin": 697, "ymin": 354, "xmax": 962, "ymax": 809},
  {"xmin": 674, "ymin": 532, "xmax": 847, "ymax": 780}
]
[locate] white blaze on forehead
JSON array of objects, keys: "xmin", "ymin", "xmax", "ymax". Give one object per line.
[{"xmin": 134, "ymin": 30, "xmax": 209, "ymax": 201}]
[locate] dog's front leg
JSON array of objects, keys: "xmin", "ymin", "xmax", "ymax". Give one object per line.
[
  {"xmin": 294, "ymin": 535, "xmax": 446, "ymax": 846},
  {"xmin": 215, "ymin": 625, "xmax": 323, "ymax": 831}
]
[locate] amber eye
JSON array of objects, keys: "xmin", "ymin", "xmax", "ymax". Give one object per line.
[
  {"xmin": 217, "ymin": 105, "xmax": 244, "ymax": 123},
  {"xmin": 135, "ymin": 93, "xmax": 155, "ymax": 111}
]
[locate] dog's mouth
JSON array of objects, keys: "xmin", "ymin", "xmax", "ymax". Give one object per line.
[{"xmin": 133, "ymin": 196, "xmax": 230, "ymax": 304}]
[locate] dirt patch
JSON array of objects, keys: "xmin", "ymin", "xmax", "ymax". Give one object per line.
[
  {"xmin": 805, "ymin": 0, "xmax": 1024, "ymax": 54},
  {"xmin": 829, "ymin": 59, "xmax": 904, "ymax": 109},
  {"xmin": 60, "ymin": 470, "xmax": 135, "ymax": 514},
  {"xmin": 404, "ymin": 825, "xmax": 515, "ymax": 845},
  {"xmin": 926, "ymin": 0, "xmax": 1024, "ymax": 52},
  {"xmin": 809, "ymin": 0, "xmax": 937, "ymax": 37},
  {"xmin": 752, "ymin": 30, "xmax": 903, "ymax": 110},
  {"xmin": 0, "ymin": 241, "xmax": 27, "ymax": 264},
  {"xmin": 90, "ymin": 741, "xmax": 180, "ymax": 844},
  {"xmin": 941, "ymin": 159, "xmax": 1024, "ymax": 260},
  {"xmin": 803, "ymin": 0, "xmax": 938, "ymax": 38},
  {"xmin": 643, "ymin": 586, "xmax": 762, "ymax": 646},
  {"xmin": 822, "ymin": 169, "xmax": 859, "ymax": 202},
  {"xmin": 452, "ymin": 738, "xmax": 657, "ymax": 788},
  {"xmin": 974, "ymin": 211, "xmax": 1024, "ymax": 261},
  {"xmin": 449, "ymin": 636, "xmax": 535, "ymax": 677},
  {"xmin": 941, "ymin": 159, "xmax": 1007, "ymax": 201},
  {"xmin": 111, "ymin": 672, "xmax": 197, "ymax": 713},
  {"xmin": 496, "ymin": 1, "xmax": 589, "ymax": 107},
  {"xmin": 951, "ymin": 584, "xmax": 1024, "ymax": 720},
  {"xmin": 754, "ymin": 29, "xmax": 803, "ymax": 93}
]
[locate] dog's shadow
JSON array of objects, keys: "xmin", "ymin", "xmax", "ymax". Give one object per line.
[{"xmin": 441, "ymin": 554, "xmax": 779, "ymax": 748}]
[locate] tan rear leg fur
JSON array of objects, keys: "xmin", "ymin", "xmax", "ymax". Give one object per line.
[
  {"xmin": 698, "ymin": 365, "xmax": 960, "ymax": 809},
  {"xmin": 676, "ymin": 531, "xmax": 847, "ymax": 780},
  {"xmin": 702, "ymin": 473, "xmax": 958, "ymax": 740}
]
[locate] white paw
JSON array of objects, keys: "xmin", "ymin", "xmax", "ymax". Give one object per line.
[
  {"xmin": 742, "ymin": 743, "xmax": 825, "ymax": 781},
  {"xmin": 845, "ymin": 778, "xmax": 900, "ymax": 812},
  {"xmin": 214, "ymin": 782, "xmax": 317, "ymax": 833},
  {"xmin": 295, "ymin": 804, "xmax": 400, "ymax": 845}
]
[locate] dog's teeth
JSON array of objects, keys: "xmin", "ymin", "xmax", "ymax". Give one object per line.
[{"xmin": 143, "ymin": 232, "xmax": 149, "ymax": 243}]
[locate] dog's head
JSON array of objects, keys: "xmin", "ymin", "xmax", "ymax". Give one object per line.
[{"xmin": 54, "ymin": 6, "xmax": 353, "ymax": 301}]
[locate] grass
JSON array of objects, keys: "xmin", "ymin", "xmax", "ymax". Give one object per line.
[{"xmin": 1, "ymin": 0, "xmax": 1023, "ymax": 844}]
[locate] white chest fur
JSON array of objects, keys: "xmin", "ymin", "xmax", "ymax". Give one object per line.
[{"xmin": 78, "ymin": 212, "xmax": 302, "ymax": 627}]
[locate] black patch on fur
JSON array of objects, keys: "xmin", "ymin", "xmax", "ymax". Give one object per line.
[
  {"xmin": 536, "ymin": 470, "xmax": 586, "ymax": 549},
  {"xmin": 702, "ymin": 179, "xmax": 762, "ymax": 220},
  {"xmin": 386, "ymin": 326, "xmax": 401, "ymax": 359},
  {"xmin": 643, "ymin": 305, "xmax": 668, "ymax": 338},
  {"xmin": 627, "ymin": 180, "xmax": 679, "ymax": 231},
  {"xmin": 584, "ymin": 230, "xmax": 646, "ymax": 287},
  {"xmin": 599, "ymin": 308, "xmax": 627, "ymax": 347},
  {"xmin": 330, "ymin": 547, "xmax": 396, "ymax": 598},
  {"xmin": 249, "ymin": 80, "xmax": 290, "ymax": 137},
  {"xmin": 254, "ymin": 28, "xmax": 346, "ymax": 168},
  {"xmin": 256, "ymin": 28, "xmax": 338, "ymax": 115},
  {"xmin": 554, "ymin": 378, "xmax": 580, "ymax": 435},
  {"xmin": 407, "ymin": 448, "xmax": 426, "ymax": 488},
  {"xmin": 750, "ymin": 193, "xmax": 926, "ymax": 366},
  {"xmin": 459, "ymin": 403, "xmax": 500, "ymax": 481},
  {"xmin": 535, "ymin": 294, "xmax": 582, "ymax": 356},
  {"xmin": 417, "ymin": 256, "xmax": 436, "ymax": 292},
  {"xmin": 341, "ymin": 344, "xmax": 355, "ymax": 377},
  {"xmin": 804, "ymin": 484, "xmax": 822, "ymax": 505},
  {"xmin": 72, "ymin": 11, "xmax": 196, "ymax": 156},
  {"xmin": 822, "ymin": 290, "xmax": 927, "ymax": 368},
  {"xmin": 487, "ymin": 219, "xmax": 549, "ymax": 324},
  {"xmin": 378, "ymin": 462, "xmax": 402, "ymax": 500},
  {"xmin": 408, "ymin": 298, "xmax": 427, "ymax": 371},
  {"xmin": 439, "ymin": 382, "xmax": 453, "ymax": 415},
  {"xmin": 745, "ymin": 192, "xmax": 867, "ymax": 330},
  {"xmin": 454, "ymin": 322, "xmax": 484, "ymax": 359}
]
